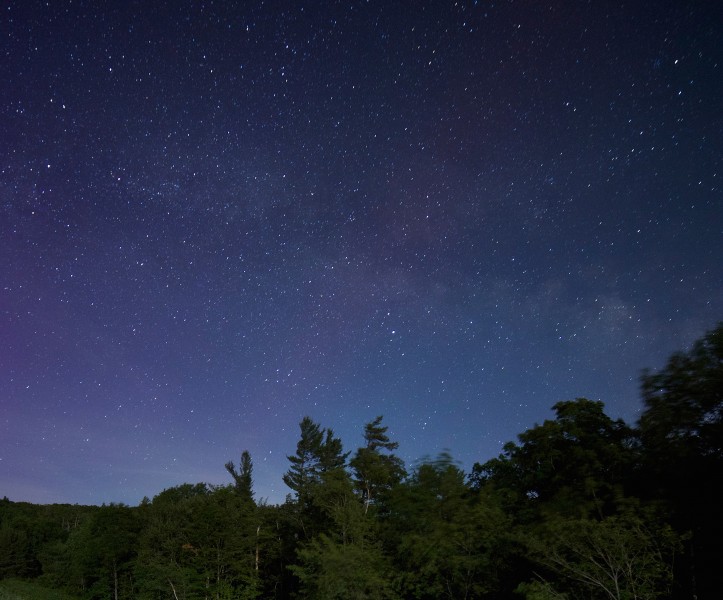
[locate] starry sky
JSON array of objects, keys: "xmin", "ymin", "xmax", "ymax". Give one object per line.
[{"xmin": 1, "ymin": 1, "xmax": 721, "ymax": 506}]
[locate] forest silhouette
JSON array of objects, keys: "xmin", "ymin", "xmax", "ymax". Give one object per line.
[{"xmin": 1, "ymin": 324, "xmax": 721, "ymax": 599}]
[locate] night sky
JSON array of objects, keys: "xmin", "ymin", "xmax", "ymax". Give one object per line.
[{"xmin": 2, "ymin": 1, "xmax": 721, "ymax": 506}]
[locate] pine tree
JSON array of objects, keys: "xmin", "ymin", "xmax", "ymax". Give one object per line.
[
  {"xmin": 226, "ymin": 450, "xmax": 255, "ymax": 504},
  {"xmin": 350, "ymin": 416, "xmax": 406, "ymax": 513},
  {"xmin": 283, "ymin": 417, "xmax": 325, "ymax": 505}
]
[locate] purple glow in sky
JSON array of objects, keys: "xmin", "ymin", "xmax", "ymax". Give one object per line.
[{"xmin": 1, "ymin": 0, "xmax": 721, "ymax": 505}]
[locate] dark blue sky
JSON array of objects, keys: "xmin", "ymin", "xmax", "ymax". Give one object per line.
[{"xmin": 1, "ymin": 0, "xmax": 721, "ymax": 506}]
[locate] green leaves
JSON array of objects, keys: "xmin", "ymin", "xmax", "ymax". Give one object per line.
[
  {"xmin": 475, "ymin": 398, "xmax": 635, "ymax": 520},
  {"xmin": 291, "ymin": 532, "xmax": 396, "ymax": 600},
  {"xmin": 350, "ymin": 416, "xmax": 405, "ymax": 514},
  {"xmin": 636, "ymin": 323, "xmax": 723, "ymax": 598},
  {"xmin": 387, "ymin": 454, "xmax": 510, "ymax": 599},
  {"xmin": 226, "ymin": 450, "xmax": 255, "ymax": 504},
  {"xmin": 520, "ymin": 508, "xmax": 680, "ymax": 600},
  {"xmin": 639, "ymin": 323, "xmax": 723, "ymax": 461},
  {"xmin": 5, "ymin": 325, "xmax": 723, "ymax": 599},
  {"xmin": 283, "ymin": 417, "xmax": 349, "ymax": 506},
  {"xmin": 134, "ymin": 482, "xmax": 261, "ymax": 599},
  {"xmin": 284, "ymin": 417, "xmax": 399, "ymax": 599}
]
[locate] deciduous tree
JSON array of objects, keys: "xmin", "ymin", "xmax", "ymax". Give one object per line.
[
  {"xmin": 637, "ymin": 323, "xmax": 723, "ymax": 599},
  {"xmin": 520, "ymin": 506, "xmax": 680, "ymax": 600}
]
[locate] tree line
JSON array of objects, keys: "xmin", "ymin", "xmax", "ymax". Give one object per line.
[{"xmin": 1, "ymin": 323, "xmax": 721, "ymax": 599}]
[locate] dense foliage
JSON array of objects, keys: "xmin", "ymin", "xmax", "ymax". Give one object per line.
[{"xmin": 2, "ymin": 324, "xmax": 721, "ymax": 599}]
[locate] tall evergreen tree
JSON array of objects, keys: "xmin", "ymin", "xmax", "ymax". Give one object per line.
[
  {"xmin": 350, "ymin": 416, "xmax": 405, "ymax": 514},
  {"xmin": 290, "ymin": 465, "xmax": 397, "ymax": 599},
  {"xmin": 283, "ymin": 417, "xmax": 349, "ymax": 542},
  {"xmin": 226, "ymin": 450, "xmax": 255, "ymax": 504},
  {"xmin": 283, "ymin": 417, "xmax": 348, "ymax": 507},
  {"xmin": 283, "ymin": 417, "xmax": 325, "ymax": 506}
]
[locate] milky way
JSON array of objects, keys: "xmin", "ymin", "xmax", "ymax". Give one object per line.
[{"xmin": 1, "ymin": 1, "xmax": 720, "ymax": 505}]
